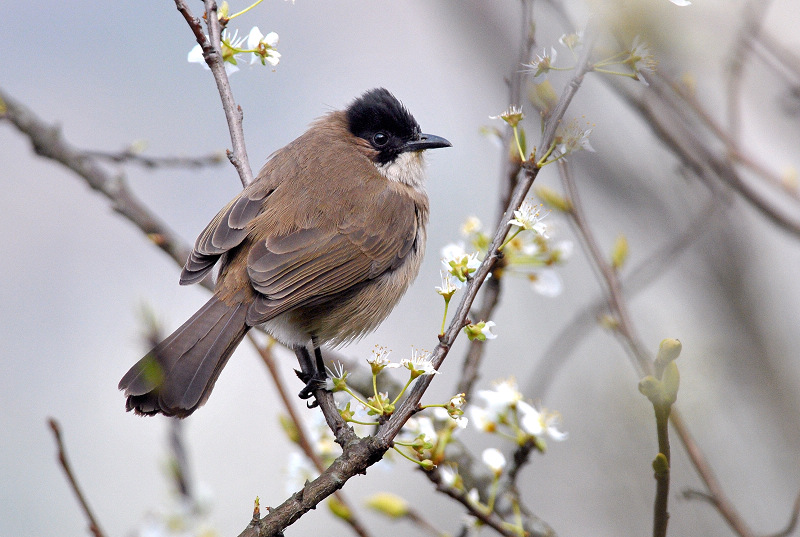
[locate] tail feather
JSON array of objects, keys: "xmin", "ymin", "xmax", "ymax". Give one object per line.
[{"xmin": 119, "ymin": 295, "xmax": 250, "ymax": 417}]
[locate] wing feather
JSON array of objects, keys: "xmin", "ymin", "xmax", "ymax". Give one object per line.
[
  {"xmin": 180, "ymin": 186, "xmax": 272, "ymax": 285},
  {"xmin": 244, "ymin": 186, "xmax": 419, "ymax": 325}
]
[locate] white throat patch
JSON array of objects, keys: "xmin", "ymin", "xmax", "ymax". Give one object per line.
[{"xmin": 375, "ymin": 151, "xmax": 426, "ymax": 189}]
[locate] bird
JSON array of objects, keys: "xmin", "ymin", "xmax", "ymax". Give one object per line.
[{"xmin": 119, "ymin": 88, "xmax": 451, "ymax": 417}]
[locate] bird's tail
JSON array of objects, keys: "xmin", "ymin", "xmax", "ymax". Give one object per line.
[{"xmin": 119, "ymin": 294, "xmax": 250, "ymax": 418}]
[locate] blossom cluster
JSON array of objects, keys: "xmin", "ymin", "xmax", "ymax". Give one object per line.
[
  {"xmin": 445, "ymin": 212, "xmax": 572, "ymax": 298},
  {"xmin": 188, "ymin": 27, "xmax": 281, "ymax": 75},
  {"xmin": 471, "ymin": 378, "xmax": 567, "ymax": 450}
]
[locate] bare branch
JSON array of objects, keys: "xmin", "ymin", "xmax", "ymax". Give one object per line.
[
  {"xmin": 47, "ymin": 419, "xmax": 107, "ymax": 537},
  {"xmin": 726, "ymin": 0, "xmax": 776, "ymax": 148},
  {"xmin": 527, "ymin": 174, "xmax": 730, "ymax": 398},
  {"xmin": 426, "ymin": 468, "xmax": 529, "ymax": 537},
  {"xmin": 83, "ymin": 148, "xmax": 226, "ymax": 170},
  {"xmin": 173, "ymin": 0, "xmax": 254, "ymax": 186},
  {"xmin": 0, "ymin": 87, "xmax": 198, "ymax": 282},
  {"xmin": 558, "ymin": 161, "xmax": 652, "ymax": 374}
]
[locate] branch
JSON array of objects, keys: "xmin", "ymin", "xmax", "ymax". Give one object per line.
[
  {"xmin": 426, "ymin": 468, "xmax": 527, "ymax": 537},
  {"xmin": 83, "ymin": 148, "xmax": 226, "ymax": 170},
  {"xmin": 527, "ymin": 175, "xmax": 730, "ymax": 398},
  {"xmin": 47, "ymin": 419, "xmax": 107, "ymax": 537},
  {"xmin": 248, "ymin": 336, "xmax": 373, "ymax": 537},
  {"xmin": 173, "ymin": 0, "xmax": 254, "ymax": 186},
  {"xmin": 656, "ymin": 73, "xmax": 800, "ymax": 204},
  {"xmin": 557, "ymin": 159, "xmax": 758, "ymax": 537},
  {"xmin": 457, "ymin": 0, "xmax": 536, "ymax": 402},
  {"xmin": 558, "ymin": 161, "xmax": 651, "ymax": 375},
  {"xmin": 0, "ymin": 87, "xmax": 199, "ymax": 282},
  {"xmin": 609, "ymin": 71, "xmax": 800, "ymax": 237},
  {"xmin": 726, "ymin": 0, "xmax": 775, "ymax": 149}
]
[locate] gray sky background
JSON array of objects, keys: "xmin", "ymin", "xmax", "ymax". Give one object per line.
[{"xmin": 3, "ymin": 1, "xmax": 800, "ymax": 536}]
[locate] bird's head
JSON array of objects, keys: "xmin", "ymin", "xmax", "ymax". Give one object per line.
[{"xmin": 346, "ymin": 88, "xmax": 451, "ymax": 187}]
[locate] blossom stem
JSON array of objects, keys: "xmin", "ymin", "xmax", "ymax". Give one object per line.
[
  {"xmin": 511, "ymin": 496, "xmax": 524, "ymax": 530},
  {"xmin": 371, "ymin": 373, "xmax": 385, "ymax": 412},
  {"xmin": 391, "ymin": 377, "xmax": 416, "ymax": 406},
  {"xmin": 343, "ymin": 387, "xmax": 381, "ymax": 414},
  {"xmin": 592, "ymin": 67, "xmax": 638, "ymax": 79},
  {"xmin": 392, "ymin": 446, "xmax": 430, "ymax": 467},
  {"xmin": 440, "ymin": 296, "xmax": 451, "ymax": 336},
  {"xmin": 512, "ymin": 126, "xmax": 526, "ymax": 162},
  {"xmin": 229, "ymin": 0, "xmax": 266, "ymax": 19},
  {"xmin": 535, "ymin": 141, "xmax": 558, "ymax": 167},
  {"xmin": 495, "ymin": 430, "xmax": 521, "ymax": 443},
  {"xmin": 592, "ymin": 51, "xmax": 628, "ymax": 67},
  {"xmin": 499, "ymin": 228, "xmax": 523, "ymax": 251},
  {"xmin": 486, "ymin": 474, "xmax": 501, "ymax": 513},
  {"xmin": 346, "ymin": 418, "xmax": 381, "ymax": 426}
]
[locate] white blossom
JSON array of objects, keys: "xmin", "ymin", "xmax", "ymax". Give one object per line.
[
  {"xmin": 480, "ymin": 321, "xmax": 498, "ymax": 340},
  {"xmin": 518, "ymin": 401, "xmax": 568, "ymax": 441},
  {"xmin": 402, "ymin": 348, "xmax": 439, "ymax": 378},
  {"xmin": 529, "ymin": 268, "xmax": 563, "ymax": 297},
  {"xmin": 247, "ymin": 26, "xmax": 281, "ymax": 66},
  {"xmin": 509, "ymin": 201, "xmax": 549, "ymax": 235},
  {"xmin": 524, "ymin": 47, "xmax": 557, "ymax": 77},
  {"xmin": 482, "ymin": 448, "xmax": 507, "ymax": 474},
  {"xmin": 477, "ymin": 378, "xmax": 523, "ymax": 416}
]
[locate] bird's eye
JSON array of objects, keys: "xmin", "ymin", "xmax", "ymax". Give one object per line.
[{"xmin": 372, "ymin": 132, "xmax": 389, "ymax": 147}]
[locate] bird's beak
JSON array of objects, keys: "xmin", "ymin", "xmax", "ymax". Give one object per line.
[{"xmin": 403, "ymin": 133, "xmax": 452, "ymax": 152}]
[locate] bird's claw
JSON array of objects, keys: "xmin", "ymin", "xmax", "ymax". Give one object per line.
[{"xmin": 297, "ymin": 373, "xmax": 327, "ymax": 403}]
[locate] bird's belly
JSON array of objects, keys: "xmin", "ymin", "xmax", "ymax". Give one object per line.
[{"xmin": 261, "ymin": 240, "xmax": 425, "ymax": 348}]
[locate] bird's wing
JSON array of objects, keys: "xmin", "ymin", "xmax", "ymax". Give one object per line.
[
  {"xmin": 180, "ymin": 185, "xmax": 273, "ymax": 285},
  {"xmin": 245, "ymin": 185, "xmax": 420, "ymax": 325}
]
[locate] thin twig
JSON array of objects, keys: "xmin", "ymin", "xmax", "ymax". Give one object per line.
[
  {"xmin": 47, "ymin": 419, "xmax": 107, "ymax": 537},
  {"xmin": 406, "ymin": 506, "xmax": 449, "ymax": 537},
  {"xmin": 727, "ymin": 0, "xmax": 775, "ymax": 150},
  {"xmin": 527, "ymin": 177, "xmax": 729, "ymax": 398},
  {"xmin": 83, "ymin": 149, "xmax": 226, "ymax": 169},
  {"xmin": 559, "ymin": 161, "xmax": 651, "ymax": 373},
  {"xmin": 755, "ymin": 30, "xmax": 800, "ymax": 84},
  {"xmin": 173, "ymin": 0, "xmax": 254, "ymax": 186},
  {"xmin": 427, "ymin": 469, "xmax": 523, "ymax": 537},
  {"xmin": 657, "ymin": 72, "xmax": 800, "ymax": 203}
]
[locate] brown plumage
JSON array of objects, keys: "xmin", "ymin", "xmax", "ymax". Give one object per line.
[{"xmin": 119, "ymin": 88, "xmax": 450, "ymax": 417}]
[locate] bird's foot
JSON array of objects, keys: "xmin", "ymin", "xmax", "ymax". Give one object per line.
[{"xmin": 296, "ymin": 371, "xmax": 328, "ymax": 408}]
